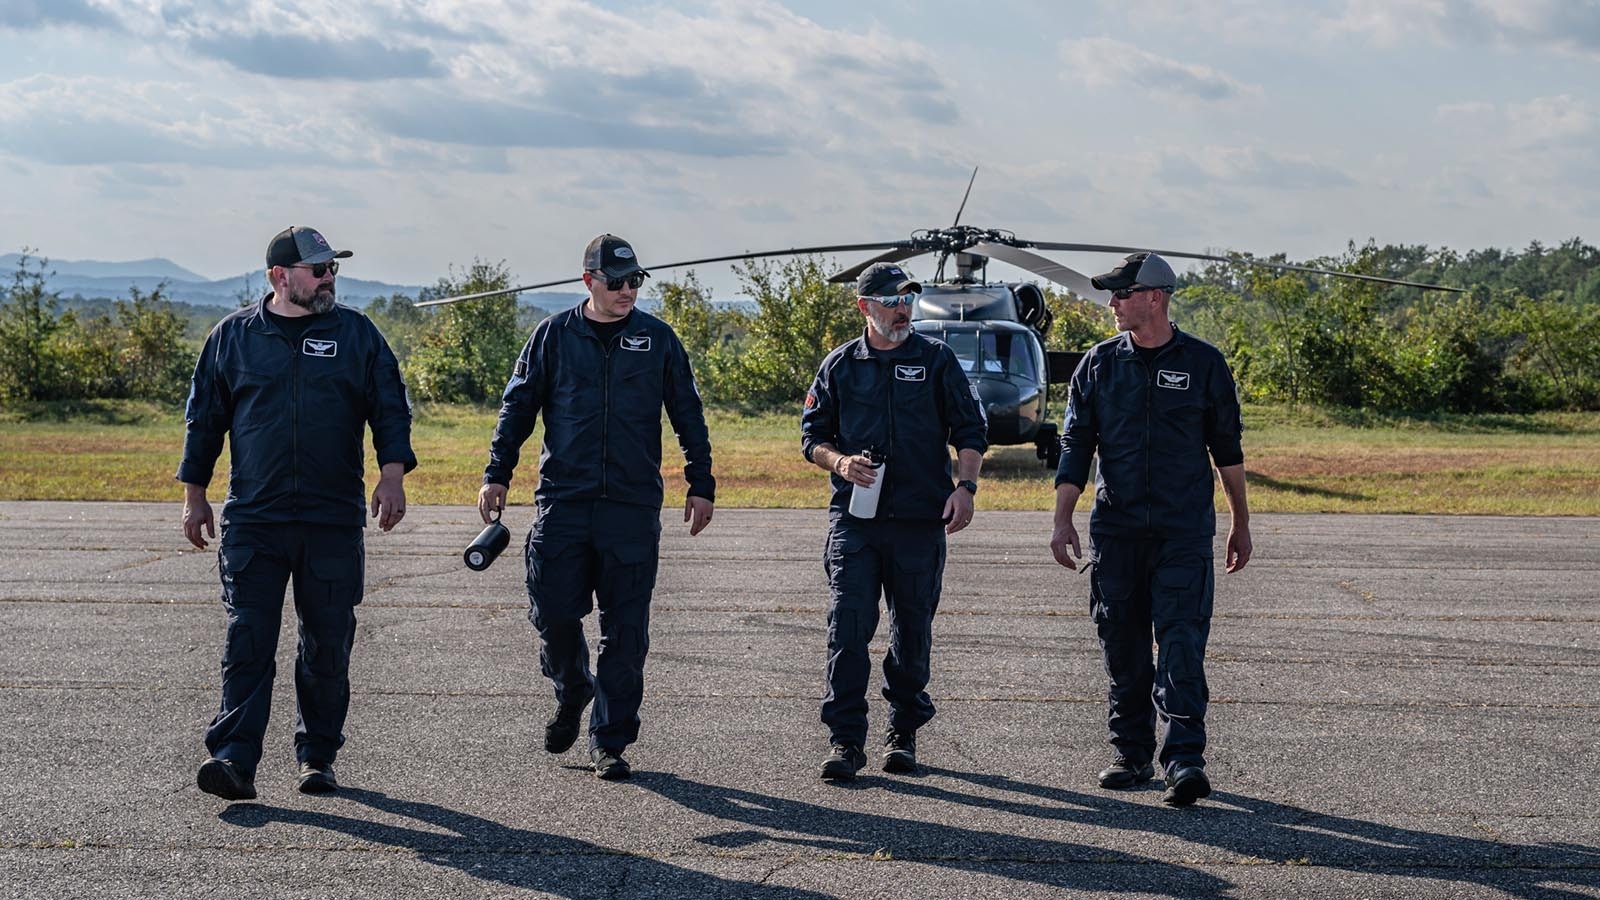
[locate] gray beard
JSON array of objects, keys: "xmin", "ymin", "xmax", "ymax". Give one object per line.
[
  {"xmin": 868, "ymin": 317, "xmax": 911, "ymax": 343},
  {"xmin": 290, "ymin": 286, "xmax": 336, "ymax": 314}
]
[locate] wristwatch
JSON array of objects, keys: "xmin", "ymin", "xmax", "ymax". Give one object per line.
[{"xmin": 957, "ymin": 479, "xmax": 979, "ymax": 495}]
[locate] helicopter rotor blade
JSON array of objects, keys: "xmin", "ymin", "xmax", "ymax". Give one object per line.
[
  {"xmin": 970, "ymin": 240, "xmax": 1111, "ymax": 305},
  {"xmin": 951, "ymin": 165, "xmax": 979, "ymax": 228},
  {"xmin": 828, "ymin": 247, "xmax": 932, "ymax": 284},
  {"xmin": 413, "ymin": 276, "xmax": 584, "ymax": 307},
  {"xmin": 1021, "ymin": 241, "xmax": 1463, "ymax": 293},
  {"xmin": 413, "ymin": 241, "xmax": 908, "ymax": 307}
]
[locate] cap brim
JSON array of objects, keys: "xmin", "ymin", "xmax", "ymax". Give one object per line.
[
  {"xmin": 299, "ymin": 248, "xmax": 354, "ymax": 265},
  {"xmin": 1090, "ymin": 272, "xmax": 1136, "ymax": 291},
  {"xmin": 861, "ymin": 277, "xmax": 922, "ymax": 296},
  {"xmin": 598, "ymin": 263, "xmax": 647, "ymax": 278}
]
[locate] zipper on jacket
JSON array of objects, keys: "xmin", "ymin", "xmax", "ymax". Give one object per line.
[
  {"xmin": 291, "ymin": 335, "xmax": 301, "ymax": 518},
  {"xmin": 600, "ymin": 333, "xmax": 612, "ymax": 500},
  {"xmin": 1134, "ymin": 350, "xmax": 1152, "ymax": 533},
  {"xmin": 884, "ymin": 353, "xmax": 896, "ymax": 519}
]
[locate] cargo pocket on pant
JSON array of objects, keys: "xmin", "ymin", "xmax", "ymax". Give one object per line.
[
  {"xmin": 1154, "ymin": 559, "xmax": 1212, "ymax": 623},
  {"xmin": 527, "ymin": 539, "xmax": 588, "ymax": 628},
  {"xmin": 217, "ymin": 546, "xmax": 266, "ymax": 666},
  {"xmin": 1088, "ymin": 558, "xmax": 1123, "ymax": 625},
  {"xmin": 218, "ymin": 546, "xmax": 256, "ymax": 605},
  {"xmin": 607, "ymin": 540, "xmax": 659, "ymax": 600},
  {"xmin": 308, "ymin": 546, "xmax": 365, "ymax": 607}
]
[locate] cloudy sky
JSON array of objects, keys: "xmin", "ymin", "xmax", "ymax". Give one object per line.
[{"xmin": 1, "ymin": 0, "xmax": 1596, "ymax": 297}]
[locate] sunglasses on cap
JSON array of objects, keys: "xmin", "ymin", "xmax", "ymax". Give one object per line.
[
  {"xmin": 289, "ymin": 261, "xmax": 339, "ymax": 278},
  {"xmin": 590, "ymin": 270, "xmax": 646, "ymax": 291},
  {"xmin": 864, "ymin": 292, "xmax": 919, "ymax": 308}
]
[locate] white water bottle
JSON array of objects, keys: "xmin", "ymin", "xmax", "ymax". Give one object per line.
[{"xmin": 847, "ymin": 454, "xmax": 885, "ymax": 519}]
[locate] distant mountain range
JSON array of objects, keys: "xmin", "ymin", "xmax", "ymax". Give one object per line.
[
  {"xmin": 2, "ymin": 253, "xmax": 743, "ymax": 314},
  {"xmin": 1, "ymin": 252, "xmax": 435, "ymax": 309},
  {"xmin": 1, "ymin": 253, "xmax": 590, "ymax": 313}
]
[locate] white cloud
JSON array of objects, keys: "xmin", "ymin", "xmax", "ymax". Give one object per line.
[
  {"xmin": 1059, "ymin": 37, "xmax": 1262, "ymax": 102},
  {"xmin": 1327, "ymin": 0, "xmax": 1600, "ymax": 57},
  {"xmin": 1158, "ymin": 146, "xmax": 1355, "ymax": 190},
  {"xmin": 1507, "ymin": 93, "xmax": 1594, "ymax": 145},
  {"xmin": 0, "ymin": 1, "xmax": 966, "ymax": 168}
]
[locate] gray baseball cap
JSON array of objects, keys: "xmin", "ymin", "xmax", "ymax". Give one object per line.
[
  {"xmin": 1091, "ymin": 252, "xmax": 1176, "ymax": 292},
  {"xmin": 857, "ymin": 262, "xmax": 921, "ymax": 297},
  {"xmin": 583, "ymin": 234, "xmax": 648, "ymax": 279},
  {"xmin": 266, "ymin": 226, "xmax": 352, "ymax": 267}
]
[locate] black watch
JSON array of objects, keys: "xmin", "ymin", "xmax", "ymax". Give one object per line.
[{"xmin": 957, "ymin": 479, "xmax": 978, "ymax": 495}]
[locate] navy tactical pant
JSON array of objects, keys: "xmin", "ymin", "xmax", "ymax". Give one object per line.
[
  {"xmin": 1088, "ymin": 534, "xmax": 1215, "ymax": 773},
  {"xmin": 525, "ymin": 500, "xmax": 661, "ymax": 753},
  {"xmin": 821, "ymin": 517, "xmax": 947, "ymax": 748},
  {"xmin": 206, "ymin": 523, "xmax": 363, "ymax": 778}
]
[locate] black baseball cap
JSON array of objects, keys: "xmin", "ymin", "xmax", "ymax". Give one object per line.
[
  {"xmin": 1091, "ymin": 252, "xmax": 1176, "ymax": 292},
  {"xmin": 583, "ymin": 234, "xmax": 648, "ymax": 279},
  {"xmin": 857, "ymin": 262, "xmax": 921, "ymax": 297},
  {"xmin": 266, "ymin": 226, "xmax": 352, "ymax": 268}
]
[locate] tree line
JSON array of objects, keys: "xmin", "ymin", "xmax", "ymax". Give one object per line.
[{"xmin": 2, "ymin": 239, "xmax": 1596, "ymax": 415}]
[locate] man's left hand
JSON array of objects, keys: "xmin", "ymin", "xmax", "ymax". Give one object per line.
[
  {"xmin": 371, "ymin": 474, "xmax": 407, "ymax": 532},
  {"xmin": 685, "ymin": 496, "xmax": 713, "ymax": 536},
  {"xmin": 1225, "ymin": 523, "xmax": 1252, "ymax": 573},
  {"xmin": 942, "ymin": 487, "xmax": 975, "ymax": 535}
]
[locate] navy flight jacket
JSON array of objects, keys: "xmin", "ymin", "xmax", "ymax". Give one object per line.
[
  {"xmin": 177, "ymin": 298, "xmax": 417, "ymax": 528},
  {"xmin": 1055, "ymin": 325, "xmax": 1244, "ymax": 539},
  {"xmin": 802, "ymin": 329, "xmax": 989, "ymax": 522},
  {"xmin": 485, "ymin": 306, "xmax": 714, "ymax": 508}
]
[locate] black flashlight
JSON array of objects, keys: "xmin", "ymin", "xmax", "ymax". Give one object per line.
[{"xmin": 464, "ymin": 510, "xmax": 510, "ymax": 571}]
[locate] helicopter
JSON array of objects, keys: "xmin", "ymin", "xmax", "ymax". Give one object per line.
[{"xmin": 417, "ymin": 170, "xmax": 1460, "ymax": 467}]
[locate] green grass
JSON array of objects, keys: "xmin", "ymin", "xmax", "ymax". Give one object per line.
[{"xmin": 3, "ymin": 400, "xmax": 1598, "ymax": 515}]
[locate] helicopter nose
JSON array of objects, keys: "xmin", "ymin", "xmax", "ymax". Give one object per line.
[{"xmin": 968, "ymin": 375, "xmax": 1043, "ymax": 444}]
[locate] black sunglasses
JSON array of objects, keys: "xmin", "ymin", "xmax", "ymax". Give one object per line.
[
  {"xmin": 290, "ymin": 261, "xmax": 339, "ymax": 278},
  {"xmin": 1111, "ymin": 285, "xmax": 1157, "ymax": 300},
  {"xmin": 590, "ymin": 270, "xmax": 646, "ymax": 291}
]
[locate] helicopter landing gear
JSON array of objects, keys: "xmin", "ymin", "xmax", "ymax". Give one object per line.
[{"xmin": 1034, "ymin": 424, "xmax": 1061, "ymax": 470}]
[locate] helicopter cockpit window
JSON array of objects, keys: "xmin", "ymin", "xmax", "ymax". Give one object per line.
[
  {"xmin": 923, "ymin": 329, "xmax": 1037, "ymax": 381},
  {"xmin": 983, "ymin": 332, "xmax": 1038, "ymax": 380},
  {"xmin": 938, "ymin": 331, "xmax": 982, "ymax": 373}
]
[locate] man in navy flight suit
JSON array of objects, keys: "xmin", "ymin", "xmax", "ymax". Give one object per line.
[
  {"xmin": 1049, "ymin": 252, "xmax": 1252, "ymax": 807},
  {"xmin": 801, "ymin": 262, "xmax": 988, "ymax": 781},
  {"xmin": 478, "ymin": 234, "xmax": 714, "ymax": 781},
  {"xmin": 181, "ymin": 226, "xmax": 415, "ymax": 801}
]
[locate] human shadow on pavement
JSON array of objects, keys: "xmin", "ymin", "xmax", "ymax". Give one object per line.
[
  {"xmin": 218, "ymin": 787, "xmax": 831, "ymax": 900},
  {"xmin": 890, "ymin": 766, "xmax": 1600, "ymax": 899},
  {"xmin": 634, "ymin": 772, "xmax": 1230, "ymax": 897}
]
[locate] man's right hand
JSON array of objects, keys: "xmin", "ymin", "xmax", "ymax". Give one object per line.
[
  {"xmin": 182, "ymin": 488, "xmax": 215, "ymax": 550},
  {"xmin": 1049, "ymin": 519, "xmax": 1082, "ymax": 570},
  {"xmin": 478, "ymin": 483, "xmax": 508, "ymax": 524},
  {"xmin": 833, "ymin": 454, "xmax": 878, "ymax": 487}
]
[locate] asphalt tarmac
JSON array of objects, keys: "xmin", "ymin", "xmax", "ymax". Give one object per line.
[{"xmin": 1, "ymin": 502, "xmax": 1597, "ymax": 899}]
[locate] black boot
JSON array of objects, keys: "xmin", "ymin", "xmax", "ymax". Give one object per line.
[
  {"xmin": 544, "ymin": 699, "xmax": 589, "ymax": 754},
  {"xmin": 881, "ymin": 729, "xmax": 917, "ymax": 774},
  {"xmin": 820, "ymin": 743, "xmax": 866, "ymax": 782}
]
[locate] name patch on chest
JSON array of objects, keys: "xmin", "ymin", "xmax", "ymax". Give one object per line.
[
  {"xmin": 620, "ymin": 335, "xmax": 651, "ymax": 352},
  {"xmin": 894, "ymin": 365, "xmax": 926, "ymax": 382},
  {"xmin": 303, "ymin": 338, "xmax": 337, "ymax": 358},
  {"xmin": 1157, "ymin": 369, "xmax": 1190, "ymax": 390}
]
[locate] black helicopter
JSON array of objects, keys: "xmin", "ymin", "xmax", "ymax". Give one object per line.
[{"xmin": 418, "ymin": 171, "xmax": 1459, "ymax": 467}]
